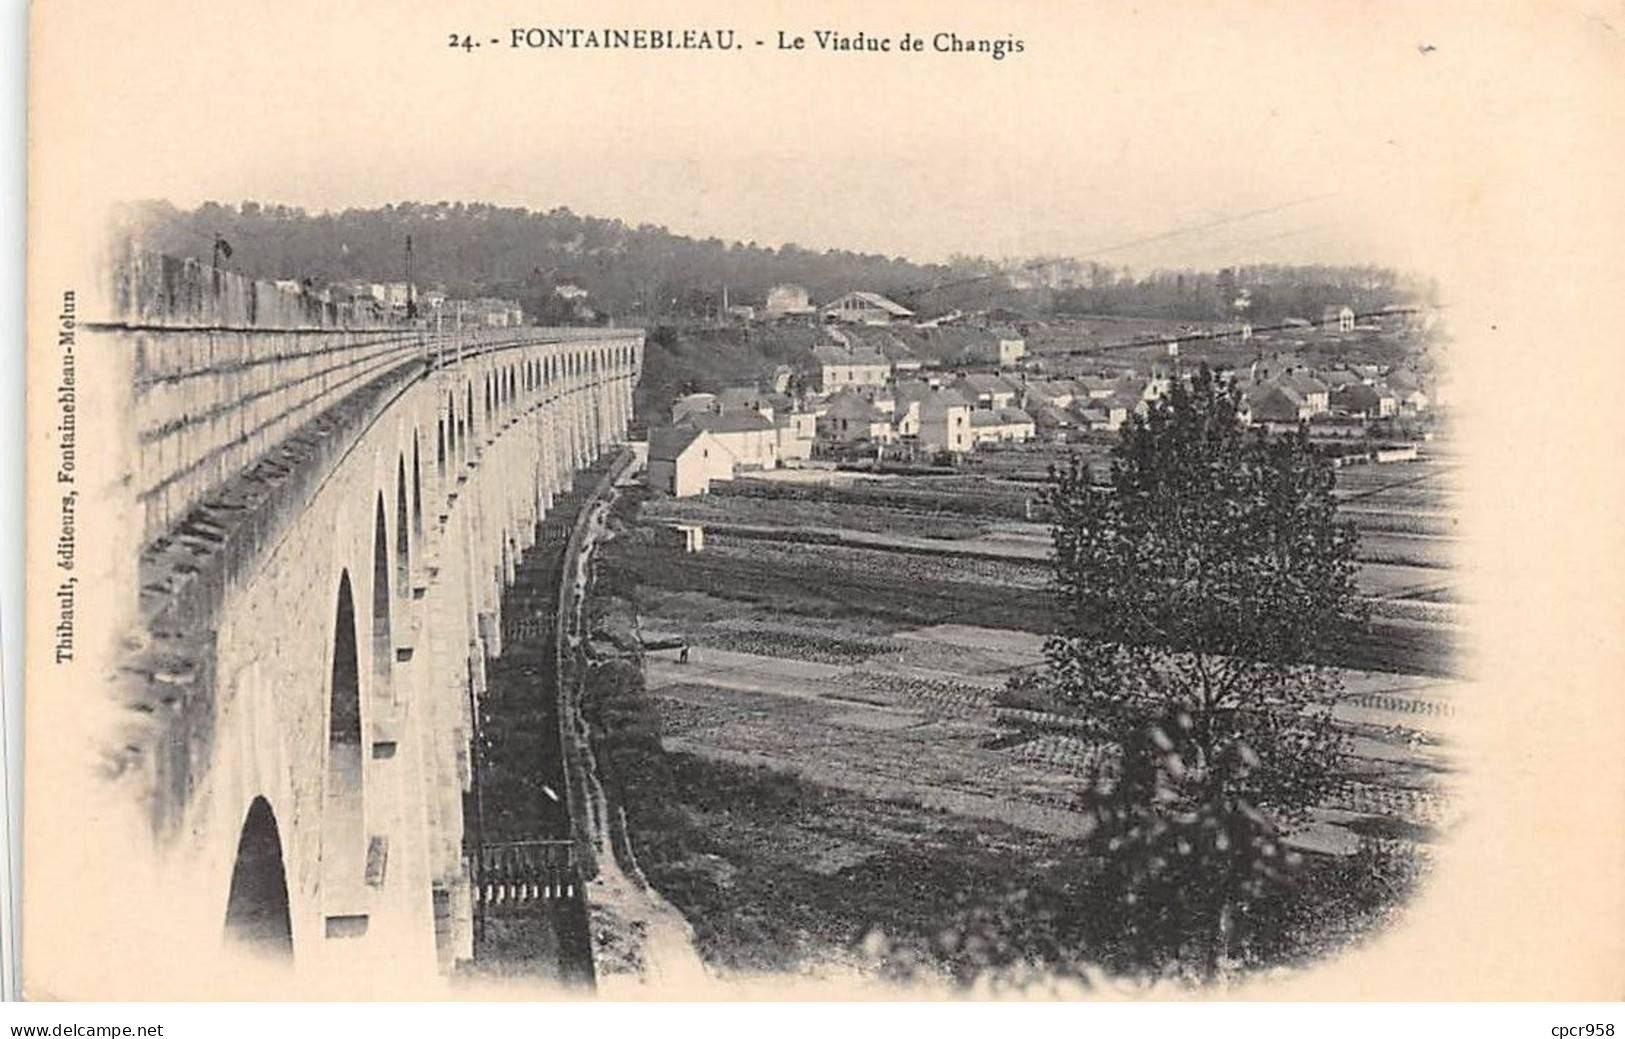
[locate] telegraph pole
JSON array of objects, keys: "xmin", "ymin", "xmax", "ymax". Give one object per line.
[{"xmin": 404, "ymin": 234, "xmax": 417, "ymax": 319}]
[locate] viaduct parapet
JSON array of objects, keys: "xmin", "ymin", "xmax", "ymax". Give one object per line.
[{"xmin": 84, "ymin": 248, "xmax": 642, "ymax": 983}]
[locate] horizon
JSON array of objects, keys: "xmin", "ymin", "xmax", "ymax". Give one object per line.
[{"xmin": 139, "ymin": 194, "xmax": 1413, "ymax": 282}]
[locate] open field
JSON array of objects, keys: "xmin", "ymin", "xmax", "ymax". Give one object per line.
[
  {"xmin": 595, "ymin": 435, "xmax": 1458, "ymax": 977},
  {"xmin": 631, "ymin": 446, "xmax": 1462, "ymax": 676}
]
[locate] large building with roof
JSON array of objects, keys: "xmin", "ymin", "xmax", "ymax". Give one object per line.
[{"xmin": 821, "ymin": 291, "xmax": 915, "ymax": 326}]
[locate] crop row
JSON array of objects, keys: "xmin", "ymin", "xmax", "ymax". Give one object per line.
[
  {"xmin": 1329, "ymin": 782, "xmax": 1454, "ymax": 827},
  {"xmin": 720, "ymin": 476, "xmax": 1035, "ymax": 521},
  {"xmin": 853, "ymin": 671, "xmax": 997, "ymax": 718},
  {"xmin": 1343, "ymin": 691, "xmax": 1455, "ymax": 717}
]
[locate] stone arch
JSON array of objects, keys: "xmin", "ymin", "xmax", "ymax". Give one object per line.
[
  {"xmin": 411, "ymin": 433, "xmax": 424, "ymax": 543},
  {"xmin": 223, "ymin": 796, "xmax": 293, "ymax": 958},
  {"xmin": 322, "ymin": 571, "xmax": 365, "ymax": 913},
  {"xmin": 436, "ymin": 418, "xmax": 446, "ymax": 482},
  {"xmin": 394, "ymin": 456, "xmax": 410, "ymax": 600},
  {"xmin": 371, "ymin": 494, "xmax": 393, "ymax": 704}
]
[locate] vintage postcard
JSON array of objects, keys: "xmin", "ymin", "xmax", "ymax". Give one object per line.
[{"xmin": 19, "ymin": 0, "xmax": 1625, "ymax": 1001}]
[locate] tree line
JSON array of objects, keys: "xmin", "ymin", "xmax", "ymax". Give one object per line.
[{"xmin": 121, "ymin": 199, "xmax": 1426, "ymax": 325}]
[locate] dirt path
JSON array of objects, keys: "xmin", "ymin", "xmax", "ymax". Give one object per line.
[{"xmin": 564, "ymin": 492, "xmax": 711, "ymax": 993}]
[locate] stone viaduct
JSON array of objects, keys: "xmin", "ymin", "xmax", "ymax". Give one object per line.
[{"xmin": 84, "ymin": 248, "xmax": 642, "ymax": 983}]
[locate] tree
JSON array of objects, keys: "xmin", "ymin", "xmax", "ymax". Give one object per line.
[{"xmin": 1038, "ymin": 367, "xmax": 1367, "ymax": 978}]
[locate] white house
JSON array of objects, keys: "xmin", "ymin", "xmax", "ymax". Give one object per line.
[
  {"xmin": 680, "ymin": 410, "xmax": 780, "ymax": 470},
  {"xmin": 646, "ymin": 427, "xmax": 731, "ymax": 497},
  {"xmin": 918, "ymin": 388, "xmax": 974, "ymax": 455},
  {"xmin": 813, "ymin": 344, "xmax": 892, "ymax": 390}
]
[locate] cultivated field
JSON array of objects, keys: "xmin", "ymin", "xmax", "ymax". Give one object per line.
[{"xmin": 593, "ymin": 438, "xmax": 1460, "ymax": 976}]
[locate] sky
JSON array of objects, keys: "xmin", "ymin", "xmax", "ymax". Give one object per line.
[{"xmin": 33, "ymin": 0, "xmax": 1619, "ymax": 273}]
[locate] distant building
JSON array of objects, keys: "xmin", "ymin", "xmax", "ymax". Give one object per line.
[
  {"xmin": 764, "ymin": 283, "xmax": 815, "ymax": 317},
  {"xmin": 554, "ymin": 283, "xmax": 590, "ymax": 301},
  {"xmin": 813, "ymin": 344, "xmax": 891, "ymax": 390},
  {"xmin": 990, "ymin": 328, "xmax": 1026, "ymax": 367},
  {"xmin": 1322, "ymin": 304, "xmax": 1357, "ymax": 333},
  {"xmin": 821, "ymin": 291, "xmax": 915, "ymax": 325},
  {"xmin": 646, "ymin": 427, "xmax": 731, "ymax": 497}
]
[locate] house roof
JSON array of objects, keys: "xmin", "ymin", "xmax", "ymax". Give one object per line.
[
  {"xmin": 1034, "ymin": 404, "xmax": 1074, "ymax": 427},
  {"xmin": 956, "ymin": 373, "xmax": 1020, "ymax": 396},
  {"xmin": 918, "ymin": 388, "xmax": 971, "ymax": 414},
  {"xmin": 1331, "ymin": 383, "xmax": 1383, "ymax": 411},
  {"xmin": 648, "ymin": 426, "xmax": 708, "ymax": 462},
  {"xmin": 1277, "ymin": 372, "xmax": 1328, "ymax": 396},
  {"xmin": 681, "ymin": 410, "xmax": 775, "ymax": 434},
  {"xmin": 812, "ymin": 344, "xmax": 891, "ymax": 367},
  {"xmin": 823, "ymin": 392, "xmax": 886, "ymax": 422},
  {"xmin": 1248, "ymin": 384, "xmax": 1308, "ymax": 423}
]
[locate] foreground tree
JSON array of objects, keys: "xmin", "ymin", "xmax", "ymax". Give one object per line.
[{"xmin": 1040, "ymin": 367, "xmax": 1367, "ymax": 978}]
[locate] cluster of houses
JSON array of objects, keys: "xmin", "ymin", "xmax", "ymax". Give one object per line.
[
  {"xmin": 273, "ymin": 278, "xmax": 526, "ymax": 328},
  {"xmin": 638, "ymin": 287, "xmax": 1438, "ymax": 496}
]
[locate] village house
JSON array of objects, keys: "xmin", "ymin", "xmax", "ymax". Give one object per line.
[
  {"xmin": 819, "ymin": 391, "xmax": 897, "ymax": 445},
  {"xmin": 1246, "ymin": 383, "xmax": 1313, "ymax": 426},
  {"xmin": 1075, "ymin": 402, "xmax": 1122, "ymax": 432},
  {"xmin": 1275, "ymin": 371, "xmax": 1330, "ymax": 414},
  {"xmin": 775, "ymin": 411, "xmax": 817, "ymax": 462},
  {"xmin": 678, "ymin": 410, "xmax": 780, "ymax": 470},
  {"xmin": 1101, "ymin": 390, "xmax": 1144, "ymax": 428},
  {"xmin": 1020, "ymin": 378, "xmax": 1079, "ymax": 412},
  {"xmin": 970, "ymin": 407, "xmax": 1037, "ymax": 445},
  {"xmin": 1381, "ymin": 367, "xmax": 1431, "ymax": 412},
  {"xmin": 1330, "ymin": 382, "xmax": 1398, "ymax": 419},
  {"xmin": 953, "ymin": 372, "xmax": 1022, "ymax": 410},
  {"xmin": 821, "ymin": 290, "xmax": 915, "ymax": 325},
  {"xmin": 983, "ymin": 328, "xmax": 1026, "ymax": 368},
  {"xmin": 917, "ymin": 387, "xmax": 974, "ymax": 455},
  {"xmin": 1032, "ymin": 404, "xmax": 1077, "ymax": 442},
  {"xmin": 1075, "ymin": 374, "xmax": 1120, "ymax": 401},
  {"xmin": 812, "ymin": 343, "xmax": 892, "ymax": 390},
  {"xmin": 763, "ymin": 283, "xmax": 815, "ymax": 317},
  {"xmin": 646, "ymin": 427, "xmax": 733, "ymax": 497}
]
